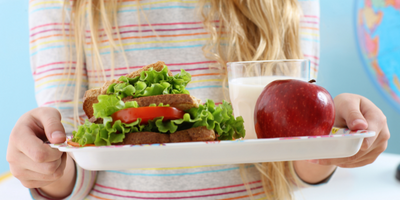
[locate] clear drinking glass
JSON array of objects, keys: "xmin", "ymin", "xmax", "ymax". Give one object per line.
[{"xmin": 227, "ymin": 59, "xmax": 310, "ymax": 140}]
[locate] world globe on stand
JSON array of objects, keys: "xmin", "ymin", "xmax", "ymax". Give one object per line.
[{"xmin": 355, "ymin": 0, "xmax": 400, "ymax": 112}]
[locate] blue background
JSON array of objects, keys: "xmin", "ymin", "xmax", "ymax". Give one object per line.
[{"xmin": 0, "ymin": 0, "xmax": 399, "ymax": 174}]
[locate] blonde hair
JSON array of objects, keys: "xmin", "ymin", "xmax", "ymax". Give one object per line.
[
  {"xmin": 198, "ymin": 1, "xmax": 304, "ymax": 199},
  {"xmin": 63, "ymin": 0, "xmax": 304, "ymax": 199}
]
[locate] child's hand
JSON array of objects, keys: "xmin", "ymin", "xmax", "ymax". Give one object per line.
[
  {"xmin": 311, "ymin": 93, "xmax": 390, "ymax": 168},
  {"xmin": 6, "ymin": 107, "xmax": 68, "ymax": 189}
]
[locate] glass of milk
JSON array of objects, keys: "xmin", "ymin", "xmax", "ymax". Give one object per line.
[{"xmin": 227, "ymin": 59, "xmax": 310, "ymax": 140}]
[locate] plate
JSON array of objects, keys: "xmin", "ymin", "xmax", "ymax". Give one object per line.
[{"xmin": 50, "ymin": 128, "xmax": 375, "ymax": 170}]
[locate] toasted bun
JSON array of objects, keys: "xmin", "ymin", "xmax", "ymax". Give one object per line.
[
  {"xmin": 121, "ymin": 126, "xmax": 216, "ymax": 145},
  {"xmin": 83, "ymin": 61, "xmax": 198, "ymax": 119},
  {"xmin": 169, "ymin": 126, "xmax": 216, "ymax": 142}
]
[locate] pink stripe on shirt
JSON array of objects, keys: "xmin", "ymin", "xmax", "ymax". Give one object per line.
[
  {"xmin": 91, "ymin": 186, "xmax": 263, "ymax": 199},
  {"xmin": 94, "ymin": 180, "xmax": 261, "ymax": 194},
  {"xmin": 300, "ymin": 20, "xmax": 319, "ymax": 24},
  {"xmin": 34, "ymin": 189, "xmax": 52, "ymax": 200},
  {"xmin": 304, "ymin": 54, "xmax": 320, "ymax": 60},
  {"xmin": 36, "ymin": 61, "xmax": 77, "ymax": 70},
  {"xmin": 304, "ymin": 15, "xmax": 320, "ymax": 19},
  {"xmin": 85, "ymin": 21, "xmax": 219, "ymax": 33},
  {"xmin": 30, "ymin": 23, "xmax": 70, "ymax": 31}
]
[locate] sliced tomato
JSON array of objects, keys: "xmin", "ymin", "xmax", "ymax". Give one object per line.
[
  {"xmin": 67, "ymin": 140, "xmax": 96, "ymax": 147},
  {"xmin": 111, "ymin": 107, "xmax": 185, "ymax": 124}
]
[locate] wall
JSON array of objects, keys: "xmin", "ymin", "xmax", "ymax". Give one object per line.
[
  {"xmin": 0, "ymin": 0, "xmax": 399, "ymax": 175},
  {"xmin": 0, "ymin": 0, "xmax": 37, "ymax": 174}
]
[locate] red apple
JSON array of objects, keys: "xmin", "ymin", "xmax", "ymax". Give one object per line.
[{"xmin": 254, "ymin": 79, "xmax": 335, "ymax": 138}]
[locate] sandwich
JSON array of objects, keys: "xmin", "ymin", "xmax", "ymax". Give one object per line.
[{"xmin": 70, "ymin": 61, "xmax": 245, "ymax": 147}]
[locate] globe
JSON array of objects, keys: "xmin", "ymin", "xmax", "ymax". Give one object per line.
[{"xmin": 356, "ymin": 0, "xmax": 400, "ymax": 111}]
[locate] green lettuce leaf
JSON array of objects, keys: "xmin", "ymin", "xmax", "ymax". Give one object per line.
[
  {"xmin": 188, "ymin": 100, "xmax": 246, "ymax": 140},
  {"xmin": 75, "ymin": 65, "xmax": 245, "ymax": 147},
  {"xmin": 71, "ymin": 118, "xmax": 142, "ymax": 146},
  {"xmin": 93, "ymin": 95, "xmax": 139, "ymax": 119},
  {"xmin": 74, "ymin": 98, "xmax": 246, "ymax": 146},
  {"xmin": 107, "ymin": 66, "xmax": 191, "ymax": 99}
]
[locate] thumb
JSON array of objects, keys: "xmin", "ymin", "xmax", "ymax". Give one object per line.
[
  {"xmin": 32, "ymin": 107, "xmax": 66, "ymax": 144},
  {"xmin": 345, "ymin": 111, "xmax": 368, "ymax": 131},
  {"xmin": 334, "ymin": 94, "xmax": 369, "ymax": 130},
  {"xmin": 346, "ymin": 116, "xmax": 370, "ymax": 150},
  {"xmin": 334, "ymin": 94, "xmax": 373, "ymax": 151}
]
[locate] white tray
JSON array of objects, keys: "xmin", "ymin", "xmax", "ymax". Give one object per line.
[{"xmin": 50, "ymin": 128, "xmax": 375, "ymax": 170}]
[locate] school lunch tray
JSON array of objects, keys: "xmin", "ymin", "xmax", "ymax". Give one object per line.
[{"xmin": 50, "ymin": 127, "xmax": 375, "ymax": 170}]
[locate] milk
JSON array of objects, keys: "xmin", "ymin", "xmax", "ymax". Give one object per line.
[{"xmin": 229, "ymin": 76, "xmax": 306, "ymax": 139}]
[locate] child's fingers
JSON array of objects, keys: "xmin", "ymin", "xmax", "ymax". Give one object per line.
[
  {"xmin": 312, "ymin": 144, "xmax": 371, "ymax": 166},
  {"xmin": 19, "ymin": 179, "xmax": 55, "ymax": 189},
  {"xmin": 7, "ymin": 107, "xmax": 70, "ymax": 189},
  {"xmin": 312, "ymin": 129, "xmax": 387, "ymax": 167},
  {"xmin": 9, "ymin": 154, "xmax": 67, "ymax": 187},
  {"xmin": 15, "ymin": 150, "xmax": 64, "ymax": 175},
  {"xmin": 10, "ymin": 109, "xmax": 64, "ymax": 163},
  {"xmin": 358, "ymin": 98, "xmax": 389, "ymax": 151},
  {"xmin": 338, "ymin": 159, "xmax": 376, "ymax": 168},
  {"xmin": 14, "ymin": 167, "xmax": 65, "ymax": 183},
  {"xmin": 337, "ymin": 149, "xmax": 383, "ymax": 168},
  {"xmin": 313, "ymin": 151, "xmax": 367, "ymax": 166},
  {"xmin": 29, "ymin": 107, "xmax": 66, "ymax": 144},
  {"xmin": 14, "ymin": 127, "xmax": 63, "ymax": 163},
  {"xmin": 327, "ymin": 94, "xmax": 389, "ymax": 168}
]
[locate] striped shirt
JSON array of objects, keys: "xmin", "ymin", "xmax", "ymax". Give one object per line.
[{"xmin": 29, "ymin": 0, "xmax": 321, "ymax": 199}]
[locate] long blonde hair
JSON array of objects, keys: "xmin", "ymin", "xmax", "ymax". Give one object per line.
[{"xmin": 63, "ymin": 0, "xmax": 304, "ymax": 199}]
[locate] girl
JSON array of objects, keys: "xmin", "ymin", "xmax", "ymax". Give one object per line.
[{"xmin": 7, "ymin": 0, "xmax": 389, "ymax": 199}]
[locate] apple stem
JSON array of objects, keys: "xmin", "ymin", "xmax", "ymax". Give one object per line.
[{"xmin": 309, "ymin": 79, "xmax": 316, "ymax": 83}]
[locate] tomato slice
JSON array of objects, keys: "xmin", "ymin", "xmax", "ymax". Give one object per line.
[
  {"xmin": 67, "ymin": 140, "xmax": 96, "ymax": 147},
  {"xmin": 111, "ymin": 107, "xmax": 185, "ymax": 124}
]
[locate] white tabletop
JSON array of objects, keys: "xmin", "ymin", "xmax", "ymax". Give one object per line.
[
  {"xmin": 1, "ymin": 152, "xmax": 400, "ymax": 199},
  {"xmin": 294, "ymin": 152, "xmax": 400, "ymax": 200}
]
